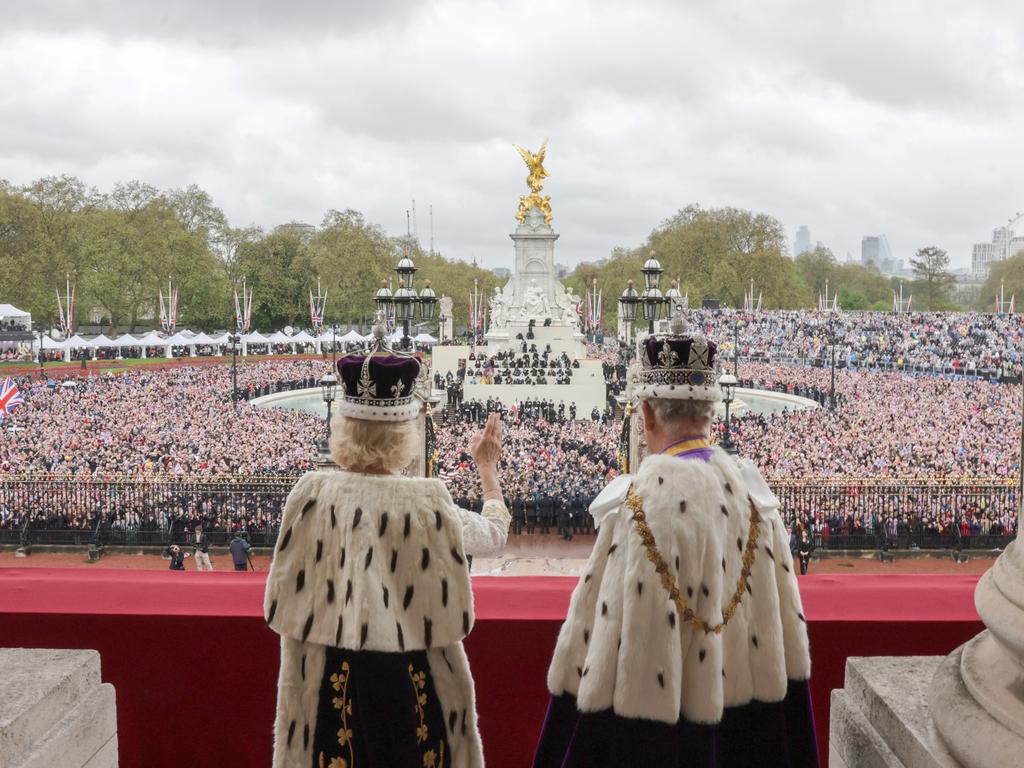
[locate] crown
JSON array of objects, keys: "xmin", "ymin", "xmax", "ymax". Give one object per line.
[
  {"xmin": 336, "ymin": 315, "xmax": 423, "ymax": 422},
  {"xmin": 635, "ymin": 310, "xmax": 721, "ymax": 402}
]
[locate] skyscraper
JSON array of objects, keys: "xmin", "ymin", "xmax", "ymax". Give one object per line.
[
  {"xmin": 861, "ymin": 235, "xmax": 894, "ymax": 273},
  {"xmin": 793, "ymin": 225, "xmax": 811, "ymax": 257}
]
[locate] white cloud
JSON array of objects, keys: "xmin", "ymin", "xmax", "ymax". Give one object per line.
[{"xmin": 3, "ymin": 0, "xmax": 1024, "ymax": 271}]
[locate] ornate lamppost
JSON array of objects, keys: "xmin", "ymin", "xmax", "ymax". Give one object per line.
[
  {"xmin": 719, "ymin": 372, "xmax": 738, "ymax": 455},
  {"xmin": 376, "ymin": 252, "xmax": 438, "ymax": 349},
  {"xmin": 317, "ymin": 372, "xmax": 338, "ymax": 463},
  {"xmin": 640, "ymin": 251, "xmax": 669, "ymax": 334},
  {"xmin": 618, "ymin": 279, "xmax": 640, "ymax": 357},
  {"xmin": 228, "ymin": 332, "xmax": 240, "ymax": 408}
]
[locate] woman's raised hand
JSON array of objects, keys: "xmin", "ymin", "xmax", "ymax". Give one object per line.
[{"xmin": 470, "ymin": 413, "xmax": 503, "ymax": 468}]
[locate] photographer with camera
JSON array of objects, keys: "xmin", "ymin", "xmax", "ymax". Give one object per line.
[
  {"xmin": 163, "ymin": 544, "xmax": 189, "ymax": 571},
  {"xmin": 229, "ymin": 530, "xmax": 252, "ymax": 572}
]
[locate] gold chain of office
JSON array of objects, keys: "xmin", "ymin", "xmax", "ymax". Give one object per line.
[{"xmin": 625, "ymin": 487, "xmax": 762, "ymax": 635}]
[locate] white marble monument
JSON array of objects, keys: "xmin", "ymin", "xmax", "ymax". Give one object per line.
[{"xmin": 429, "ymin": 141, "xmax": 604, "ymax": 416}]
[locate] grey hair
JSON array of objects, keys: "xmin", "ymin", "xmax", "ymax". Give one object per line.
[{"xmin": 645, "ymin": 397, "xmax": 715, "ymax": 429}]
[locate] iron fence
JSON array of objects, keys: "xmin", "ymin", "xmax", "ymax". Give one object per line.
[{"xmin": 0, "ymin": 474, "xmax": 1016, "ymax": 549}]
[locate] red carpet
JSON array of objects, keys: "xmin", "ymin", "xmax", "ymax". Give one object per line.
[{"xmin": 0, "ymin": 569, "xmax": 983, "ymax": 767}]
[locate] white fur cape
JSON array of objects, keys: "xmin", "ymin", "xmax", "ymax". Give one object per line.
[
  {"xmin": 547, "ymin": 448, "xmax": 811, "ymax": 725},
  {"xmin": 265, "ymin": 470, "xmax": 510, "ymax": 768}
]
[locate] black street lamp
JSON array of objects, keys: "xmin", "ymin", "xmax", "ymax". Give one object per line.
[
  {"xmin": 33, "ymin": 322, "xmax": 47, "ymax": 379},
  {"xmin": 618, "ymin": 279, "xmax": 640, "ymax": 352},
  {"xmin": 828, "ymin": 312, "xmax": 837, "ymax": 410},
  {"xmin": 640, "ymin": 252, "xmax": 669, "ymax": 334},
  {"xmin": 228, "ymin": 333, "xmax": 240, "ymax": 408},
  {"xmin": 720, "ymin": 372, "xmax": 738, "ymax": 454},
  {"xmin": 376, "ymin": 253, "xmax": 437, "ymax": 349},
  {"xmin": 319, "ymin": 372, "xmax": 338, "ymax": 460}
]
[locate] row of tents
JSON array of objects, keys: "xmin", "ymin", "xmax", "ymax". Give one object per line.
[{"xmin": 35, "ymin": 328, "xmax": 439, "ymax": 358}]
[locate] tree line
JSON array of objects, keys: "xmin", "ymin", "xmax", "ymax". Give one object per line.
[{"xmin": 1, "ymin": 177, "xmax": 977, "ymax": 334}]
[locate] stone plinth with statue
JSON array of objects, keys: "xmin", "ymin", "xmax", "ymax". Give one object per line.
[
  {"xmin": 829, "ymin": 538, "xmax": 1024, "ymax": 767},
  {"xmin": 430, "ymin": 141, "xmax": 604, "ymax": 417}
]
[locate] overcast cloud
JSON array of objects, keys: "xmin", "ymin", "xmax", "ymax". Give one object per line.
[{"xmin": 2, "ymin": 0, "xmax": 1023, "ymax": 270}]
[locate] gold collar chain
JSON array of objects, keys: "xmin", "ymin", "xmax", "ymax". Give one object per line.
[{"xmin": 625, "ymin": 487, "xmax": 762, "ymax": 635}]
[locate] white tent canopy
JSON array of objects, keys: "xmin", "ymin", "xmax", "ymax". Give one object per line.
[
  {"xmin": 413, "ymin": 333, "xmax": 438, "ymax": 343},
  {"xmin": 242, "ymin": 332, "xmax": 267, "ymax": 343},
  {"xmin": 207, "ymin": 332, "xmax": 229, "ymax": 344},
  {"xmin": 137, "ymin": 331, "xmax": 166, "ymax": 346},
  {"xmin": 40, "ymin": 335, "xmax": 68, "ymax": 350},
  {"xmin": 164, "ymin": 332, "xmax": 194, "ymax": 345},
  {"xmin": 0, "ymin": 303, "xmax": 31, "ymax": 319},
  {"xmin": 266, "ymin": 331, "xmax": 292, "ymax": 343},
  {"xmin": 66, "ymin": 335, "xmax": 90, "ymax": 349},
  {"xmin": 86, "ymin": 334, "xmax": 117, "ymax": 348},
  {"xmin": 189, "ymin": 332, "xmax": 216, "ymax": 345},
  {"xmin": 289, "ymin": 330, "xmax": 316, "ymax": 344},
  {"xmin": 112, "ymin": 334, "xmax": 142, "ymax": 347},
  {"xmin": 337, "ymin": 329, "xmax": 364, "ymax": 344}
]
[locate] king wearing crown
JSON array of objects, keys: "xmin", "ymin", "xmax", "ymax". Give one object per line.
[{"xmin": 532, "ymin": 312, "xmax": 818, "ymax": 767}]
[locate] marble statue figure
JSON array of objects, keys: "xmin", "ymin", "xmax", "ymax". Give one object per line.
[{"xmin": 522, "ymin": 280, "xmax": 551, "ymax": 319}]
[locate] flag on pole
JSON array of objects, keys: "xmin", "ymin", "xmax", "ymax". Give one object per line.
[{"xmin": 0, "ymin": 378, "xmax": 24, "ymax": 421}]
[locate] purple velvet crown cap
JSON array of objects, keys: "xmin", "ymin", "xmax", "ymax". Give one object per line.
[
  {"xmin": 641, "ymin": 335, "xmax": 718, "ymax": 372},
  {"xmin": 337, "ymin": 353, "xmax": 421, "ymax": 402}
]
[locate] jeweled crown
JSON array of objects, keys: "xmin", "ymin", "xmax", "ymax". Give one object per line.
[{"xmin": 635, "ymin": 311, "xmax": 722, "ymax": 402}]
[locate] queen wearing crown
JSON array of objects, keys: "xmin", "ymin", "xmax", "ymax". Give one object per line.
[
  {"xmin": 265, "ymin": 332, "xmax": 510, "ymax": 768},
  {"xmin": 532, "ymin": 313, "xmax": 818, "ymax": 767}
]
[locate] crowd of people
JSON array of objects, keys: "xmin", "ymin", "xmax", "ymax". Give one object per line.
[
  {"xmin": 696, "ymin": 308, "xmax": 1024, "ymax": 379},
  {"xmin": 462, "ymin": 345, "xmax": 579, "ymax": 386},
  {"xmin": 0, "ymin": 332, "xmax": 1021, "ymax": 543}
]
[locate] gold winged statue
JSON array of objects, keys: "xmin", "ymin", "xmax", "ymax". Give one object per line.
[{"xmin": 514, "ymin": 139, "xmax": 553, "ymax": 224}]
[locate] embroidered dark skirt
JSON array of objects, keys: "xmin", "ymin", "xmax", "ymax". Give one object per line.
[
  {"xmin": 313, "ymin": 646, "xmax": 450, "ymax": 768},
  {"xmin": 532, "ymin": 679, "xmax": 819, "ymax": 768}
]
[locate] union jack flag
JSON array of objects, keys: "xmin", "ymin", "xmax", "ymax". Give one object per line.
[{"xmin": 0, "ymin": 378, "xmax": 24, "ymax": 421}]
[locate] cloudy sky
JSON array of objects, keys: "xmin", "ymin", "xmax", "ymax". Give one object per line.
[{"xmin": 2, "ymin": 0, "xmax": 1022, "ymax": 271}]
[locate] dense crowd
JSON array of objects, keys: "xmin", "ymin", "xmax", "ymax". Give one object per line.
[
  {"xmin": 0, "ymin": 344, "xmax": 1020, "ymax": 542},
  {"xmin": 435, "ymin": 399, "xmax": 620, "ymax": 536},
  {"xmin": 696, "ymin": 309, "xmax": 1024, "ymax": 378}
]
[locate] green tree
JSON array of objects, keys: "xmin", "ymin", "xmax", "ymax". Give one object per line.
[
  {"xmin": 978, "ymin": 253, "xmax": 1024, "ymax": 312},
  {"xmin": 910, "ymin": 246, "xmax": 954, "ymax": 310}
]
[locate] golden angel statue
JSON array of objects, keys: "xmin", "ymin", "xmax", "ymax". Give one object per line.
[
  {"xmin": 514, "ymin": 140, "xmax": 549, "ymax": 193},
  {"xmin": 514, "ymin": 140, "xmax": 553, "ymax": 224}
]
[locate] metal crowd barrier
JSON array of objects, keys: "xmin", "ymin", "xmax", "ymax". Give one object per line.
[{"xmin": 0, "ymin": 474, "xmax": 1017, "ymax": 549}]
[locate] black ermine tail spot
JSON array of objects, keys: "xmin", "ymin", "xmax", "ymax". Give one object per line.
[
  {"xmin": 403, "ymin": 513, "xmax": 411, "ymax": 538},
  {"xmin": 424, "ymin": 617, "xmax": 433, "ymax": 646},
  {"xmin": 330, "ymin": 505, "xmax": 336, "ymax": 528},
  {"xmin": 421, "ymin": 548, "xmax": 430, "ymax": 570},
  {"xmin": 451, "ymin": 547, "xmax": 464, "ymax": 565},
  {"xmin": 295, "ymin": 570, "xmax": 305, "ymax": 592},
  {"xmin": 352, "ymin": 507, "xmax": 362, "ymax": 528},
  {"xmin": 267, "ymin": 600, "xmax": 277, "ymax": 624},
  {"xmin": 364, "ymin": 547, "xmax": 373, "ymax": 569},
  {"xmin": 301, "ymin": 613, "xmax": 314, "ymax": 641},
  {"xmin": 279, "ymin": 528, "xmax": 292, "ymax": 551},
  {"xmin": 360, "ymin": 623, "xmax": 368, "ymax": 648},
  {"xmin": 390, "ymin": 549, "xmax": 398, "ymax": 573},
  {"xmin": 326, "ymin": 580, "xmax": 335, "ymax": 604},
  {"xmin": 335, "ymin": 616, "xmax": 344, "ymax": 645},
  {"xmin": 301, "ymin": 499, "xmax": 315, "ymax": 517},
  {"xmin": 315, "ymin": 540, "xmax": 322, "ymax": 562},
  {"xmin": 378, "ymin": 513, "xmax": 388, "ymax": 537},
  {"xmin": 403, "ymin": 585, "xmax": 415, "ymax": 610},
  {"xmin": 462, "ymin": 610, "xmax": 470, "ymax": 634},
  {"xmin": 434, "ymin": 510, "xmax": 443, "ymax": 530},
  {"xmin": 442, "ymin": 579, "xmax": 449, "ymax": 606}
]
